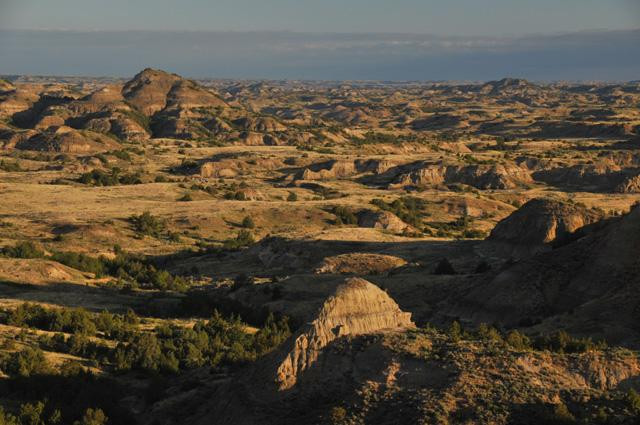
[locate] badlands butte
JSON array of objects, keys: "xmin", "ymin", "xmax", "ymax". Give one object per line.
[{"xmin": 0, "ymin": 68, "xmax": 639, "ymax": 424}]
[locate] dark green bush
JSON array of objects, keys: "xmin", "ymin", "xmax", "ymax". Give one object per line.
[
  {"xmin": 78, "ymin": 168, "xmax": 141, "ymax": 186},
  {"xmin": 1, "ymin": 241, "xmax": 45, "ymax": 259},
  {"xmin": 434, "ymin": 258, "xmax": 456, "ymax": 275},
  {"xmin": 129, "ymin": 211, "xmax": 166, "ymax": 237},
  {"xmin": 241, "ymin": 216, "xmax": 255, "ymax": 229},
  {"xmin": 332, "ymin": 206, "xmax": 358, "ymax": 225}
]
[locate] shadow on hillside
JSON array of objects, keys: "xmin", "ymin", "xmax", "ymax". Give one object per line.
[
  {"xmin": 0, "ymin": 280, "xmax": 181, "ymax": 315},
  {"xmin": 152, "ymin": 236, "xmax": 486, "ymax": 278}
]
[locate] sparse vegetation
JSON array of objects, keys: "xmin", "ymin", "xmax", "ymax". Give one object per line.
[
  {"xmin": 241, "ymin": 216, "xmax": 255, "ymax": 229},
  {"xmin": 129, "ymin": 211, "xmax": 166, "ymax": 237},
  {"xmin": 434, "ymin": 258, "xmax": 456, "ymax": 275},
  {"xmin": 223, "ymin": 230, "xmax": 255, "ymax": 250},
  {"xmin": 78, "ymin": 168, "xmax": 142, "ymax": 186},
  {"xmin": 0, "ymin": 159, "xmax": 23, "ymax": 172},
  {"xmin": 371, "ymin": 196, "xmax": 427, "ymax": 228},
  {"xmin": 332, "ymin": 206, "xmax": 358, "ymax": 225}
]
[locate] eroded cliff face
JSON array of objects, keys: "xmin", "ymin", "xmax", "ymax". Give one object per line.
[
  {"xmin": 390, "ymin": 163, "xmax": 532, "ymax": 189},
  {"xmin": 275, "ymin": 277, "xmax": 414, "ymax": 390}
]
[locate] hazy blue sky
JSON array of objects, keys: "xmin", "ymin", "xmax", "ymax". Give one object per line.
[
  {"xmin": 1, "ymin": 0, "xmax": 639, "ymax": 35},
  {"xmin": 0, "ymin": 1, "xmax": 639, "ymax": 80}
]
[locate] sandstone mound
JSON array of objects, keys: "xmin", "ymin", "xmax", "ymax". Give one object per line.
[
  {"xmin": 122, "ymin": 68, "xmax": 183, "ymax": 116},
  {"xmin": 122, "ymin": 68, "xmax": 231, "ymax": 140},
  {"xmin": 295, "ymin": 159, "xmax": 357, "ymax": 181},
  {"xmin": 236, "ymin": 131, "xmax": 282, "ymax": 146},
  {"xmin": 314, "ymin": 253, "xmax": 408, "ymax": 275},
  {"xmin": 487, "ymin": 198, "xmax": 605, "ymax": 256},
  {"xmin": 15, "ymin": 126, "xmax": 121, "ymax": 154},
  {"xmin": 274, "ymin": 277, "xmax": 414, "ymax": 390},
  {"xmin": 357, "ymin": 209, "xmax": 412, "ymax": 233},
  {"xmin": 0, "ymin": 79, "xmax": 16, "ymax": 94},
  {"xmin": 354, "ymin": 158, "xmax": 399, "ymax": 174},
  {"xmin": 0, "ymin": 258, "xmax": 87, "ymax": 286},
  {"xmin": 164, "ymin": 79, "xmax": 227, "ymax": 110},
  {"xmin": 0, "ymin": 126, "xmax": 38, "ymax": 150},
  {"xmin": 232, "ymin": 116, "xmax": 286, "ymax": 132},
  {"xmin": 481, "ymin": 77, "xmax": 536, "ymax": 95}
]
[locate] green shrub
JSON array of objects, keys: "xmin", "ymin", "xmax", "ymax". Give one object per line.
[
  {"xmin": 78, "ymin": 168, "xmax": 142, "ymax": 186},
  {"xmin": 0, "ymin": 160, "xmax": 22, "ymax": 172},
  {"xmin": 434, "ymin": 258, "xmax": 456, "ymax": 275},
  {"xmin": 448, "ymin": 321, "xmax": 462, "ymax": 342},
  {"xmin": 330, "ymin": 406, "xmax": 347, "ymax": 425},
  {"xmin": 113, "ymin": 310, "xmax": 290, "ymax": 373},
  {"xmin": 474, "ymin": 260, "xmax": 492, "ymax": 273},
  {"xmin": 3, "ymin": 347, "xmax": 51, "ymax": 377},
  {"xmin": 626, "ymin": 388, "xmax": 640, "ymax": 412},
  {"xmin": 533, "ymin": 330, "xmax": 606, "ymax": 353},
  {"xmin": 51, "ymin": 251, "xmax": 106, "ymax": 277},
  {"xmin": 223, "ymin": 230, "xmax": 255, "ymax": 250},
  {"xmin": 74, "ymin": 408, "xmax": 108, "ymax": 425},
  {"xmin": 129, "ymin": 211, "xmax": 166, "ymax": 237},
  {"xmin": 1, "ymin": 241, "xmax": 45, "ymax": 259},
  {"xmin": 241, "ymin": 216, "xmax": 255, "ymax": 229},
  {"xmin": 505, "ymin": 330, "xmax": 531, "ymax": 350},
  {"xmin": 332, "ymin": 206, "xmax": 358, "ymax": 225}
]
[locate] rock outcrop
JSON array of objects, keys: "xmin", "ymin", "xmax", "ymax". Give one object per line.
[
  {"xmin": 296, "ymin": 159, "xmax": 357, "ymax": 181},
  {"xmin": 487, "ymin": 198, "xmax": 605, "ymax": 256},
  {"xmin": 122, "ymin": 68, "xmax": 184, "ymax": 116},
  {"xmin": 391, "ymin": 163, "xmax": 532, "ymax": 190},
  {"xmin": 314, "ymin": 253, "xmax": 408, "ymax": 275},
  {"xmin": 14, "ymin": 126, "xmax": 121, "ymax": 154},
  {"xmin": 274, "ymin": 277, "xmax": 414, "ymax": 390},
  {"xmin": 614, "ymin": 173, "xmax": 640, "ymax": 193},
  {"xmin": 357, "ymin": 209, "xmax": 412, "ymax": 233}
]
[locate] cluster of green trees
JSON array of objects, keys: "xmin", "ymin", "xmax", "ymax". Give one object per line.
[
  {"xmin": 426, "ymin": 213, "xmax": 487, "ymax": 239},
  {"xmin": 2, "ymin": 303, "xmax": 291, "ymax": 375},
  {"xmin": 63, "ymin": 248, "xmax": 188, "ymax": 291},
  {"xmin": 129, "ymin": 211, "xmax": 165, "ymax": 237},
  {"xmin": 0, "ymin": 159, "xmax": 22, "ymax": 172},
  {"xmin": 78, "ymin": 168, "xmax": 142, "ymax": 186},
  {"xmin": 0, "ymin": 362, "xmax": 131, "ymax": 424},
  {"xmin": 446, "ymin": 321, "xmax": 608, "ymax": 354},
  {"xmin": 0, "ymin": 402, "xmax": 107, "ymax": 425},
  {"xmin": 222, "ymin": 230, "xmax": 255, "ymax": 250},
  {"xmin": 1, "ymin": 241, "xmax": 45, "ymax": 259},
  {"xmin": 332, "ymin": 206, "xmax": 358, "ymax": 225},
  {"xmin": 2, "ymin": 346, "xmax": 52, "ymax": 378},
  {"xmin": 112, "ymin": 311, "xmax": 290, "ymax": 373},
  {"xmin": 1, "ymin": 241, "xmax": 189, "ymax": 292},
  {"xmin": 224, "ymin": 190, "xmax": 249, "ymax": 200},
  {"xmin": 3, "ymin": 303, "xmax": 139, "ymax": 339},
  {"xmin": 371, "ymin": 196, "xmax": 427, "ymax": 228}
]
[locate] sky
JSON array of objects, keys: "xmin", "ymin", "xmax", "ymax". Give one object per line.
[
  {"xmin": 1, "ymin": 0, "xmax": 639, "ymax": 35},
  {"xmin": 0, "ymin": 0, "xmax": 639, "ymax": 80}
]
